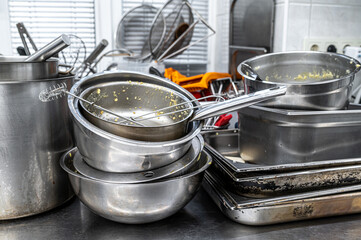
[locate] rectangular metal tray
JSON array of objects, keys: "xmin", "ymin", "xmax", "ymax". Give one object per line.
[
  {"xmin": 203, "ymin": 171, "xmax": 361, "ymax": 226},
  {"xmin": 237, "ymin": 103, "xmax": 361, "ymax": 165},
  {"xmin": 202, "ymin": 129, "xmax": 361, "ymax": 175}
]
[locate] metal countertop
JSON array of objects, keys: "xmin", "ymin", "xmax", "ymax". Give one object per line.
[{"xmin": 1, "ymin": 188, "xmax": 360, "ymax": 240}]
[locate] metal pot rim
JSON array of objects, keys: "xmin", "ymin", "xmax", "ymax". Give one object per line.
[
  {"xmin": 60, "ymin": 147, "xmax": 212, "ymax": 184},
  {"xmin": 0, "ymin": 75, "xmax": 72, "ymax": 84},
  {"xmin": 238, "ymin": 51, "xmax": 361, "ymax": 86},
  {"xmin": 68, "ymin": 71, "xmax": 203, "ymax": 146},
  {"xmin": 0, "ymin": 56, "xmax": 59, "ymax": 63},
  {"xmin": 78, "ymin": 81, "xmax": 195, "ymax": 129}
]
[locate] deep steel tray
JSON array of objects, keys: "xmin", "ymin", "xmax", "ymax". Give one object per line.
[{"xmin": 203, "ymin": 171, "xmax": 361, "ymax": 226}]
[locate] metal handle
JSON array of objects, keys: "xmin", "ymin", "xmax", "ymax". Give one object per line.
[
  {"xmin": 84, "ymin": 39, "xmax": 108, "ymax": 65},
  {"xmin": 16, "ymin": 22, "xmax": 38, "ymax": 56},
  {"xmin": 25, "ymin": 34, "xmax": 71, "ymax": 62},
  {"xmin": 190, "ymin": 86, "xmax": 287, "ymax": 122}
]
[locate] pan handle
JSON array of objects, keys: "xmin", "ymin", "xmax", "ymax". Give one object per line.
[{"xmin": 190, "ymin": 86, "xmax": 287, "ymax": 122}]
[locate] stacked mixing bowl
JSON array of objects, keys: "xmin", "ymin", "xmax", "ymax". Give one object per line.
[{"xmin": 61, "ymin": 71, "xmax": 212, "ymax": 224}]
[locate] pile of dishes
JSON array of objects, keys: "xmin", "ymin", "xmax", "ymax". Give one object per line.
[{"xmin": 62, "ymin": 71, "xmax": 213, "ymax": 224}]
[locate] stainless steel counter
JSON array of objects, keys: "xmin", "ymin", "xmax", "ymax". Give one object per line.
[{"xmin": 0, "ymin": 188, "xmax": 360, "ymax": 240}]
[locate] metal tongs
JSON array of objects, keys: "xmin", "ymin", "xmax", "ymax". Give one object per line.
[{"xmin": 16, "ymin": 22, "xmax": 38, "ymax": 56}]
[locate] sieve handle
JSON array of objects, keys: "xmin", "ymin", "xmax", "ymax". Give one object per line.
[{"xmin": 190, "ymin": 86, "xmax": 287, "ymax": 122}]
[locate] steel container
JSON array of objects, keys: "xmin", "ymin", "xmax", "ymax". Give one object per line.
[
  {"xmin": 68, "ymin": 71, "xmax": 202, "ymax": 173},
  {"xmin": 0, "ymin": 76, "xmax": 74, "ymax": 220},
  {"xmin": 0, "ymin": 56, "xmax": 59, "ymax": 80},
  {"xmin": 238, "ymin": 51, "xmax": 361, "ymax": 110},
  {"xmin": 60, "ymin": 147, "xmax": 212, "ymax": 224},
  {"xmin": 238, "ymin": 104, "xmax": 361, "ymax": 165}
]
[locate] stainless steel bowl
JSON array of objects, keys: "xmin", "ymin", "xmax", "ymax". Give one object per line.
[
  {"xmin": 68, "ymin": 71, "xmax": 203, "ymax": 173},
  {"xmin": 0, "ymin": 56, "xmax": 59, "ymax": 80},
  {"xmin": 60, "ymin": 147, "xmax": 212, "ymax": 224},
  {"xmin": 238, "ymin": 51, "xmax": 361, "ymax": 110}
]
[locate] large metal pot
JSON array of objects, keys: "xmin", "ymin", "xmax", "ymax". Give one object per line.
[
  {"xmin": 238, "ymin": 51, "xmax": 361, "ymax": 110},
  {"xmin": 0, "ymin": 56, "xmax": 59, "ymax": 80},
  {"xmin": 0, "ymin": 75, "xmax": 74, "ymax": 220},
  {"xmin": 60, "ymin": 147, "xmax": 212, "ymax": 224},
  {"xmin": 68, "ymin": 71, "xmax": 202, "ymax": 173}
]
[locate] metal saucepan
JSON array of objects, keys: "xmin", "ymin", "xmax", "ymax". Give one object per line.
[
  {"xmin": 60, "ymin": 147, "xmax": 211, "ymax": 224},
  {"xmin": 72, "ymin": 134, "xmax": 203, "ymax": 183},
  {"xmin": 238, "ymin": 51, "xmax": 361, "ymax": 110},
  {"xmin": 68, "ymin": 71, "xmax": 203, "ymax": 173},
  {"xmin": 78, "ymin": 81, "xmax": 286, "ymax": 142},
  {"xmin": 0, "ymin": 35, "xmax": 71, "ymax": 81}
]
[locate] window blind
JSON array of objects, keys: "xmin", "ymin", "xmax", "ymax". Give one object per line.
[
  {"xmin": 121, "ymin": 0, "xmax": 209, "ymax": 75},
  {"xmin": 8, "ymin": 0, "xmax": 96, "ymax": 60}
]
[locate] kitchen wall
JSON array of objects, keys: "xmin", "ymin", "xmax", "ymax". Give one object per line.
[{"xmin": 274, "ymin": 0, "xmax": 361, "ymax": 52}]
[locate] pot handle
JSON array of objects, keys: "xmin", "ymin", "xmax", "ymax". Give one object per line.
[{"xmin": 190, "ymin": 86, "xmax": 287, "ymax": 122}]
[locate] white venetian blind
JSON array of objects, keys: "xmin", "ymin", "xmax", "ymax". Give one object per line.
[
  {"xmin": 122, "ymin": 0, "xmax": 209, "ymax": 75},
  {"xmin": 7, "ymin": 0, "xmax": 96, "ymax": 57}
]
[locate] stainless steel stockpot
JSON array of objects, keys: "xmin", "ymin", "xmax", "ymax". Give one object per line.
[
  {"xmin": 68, "ymin": 71, "xmax": 202, "ymax": 173},
  {"xmin": 238, "ymin": 51, "xmax": 361, "ymax": 110},
  {"xmin": 0, "ymin": 56, "xmax": 59, "ymax": 80},
  {"xmin": 60, "ymin": 147, "xmax": 212, "ymax": 224},
  {"xmin": 0, "ymin": 75, "xmax": 74, "ymax": 220}
]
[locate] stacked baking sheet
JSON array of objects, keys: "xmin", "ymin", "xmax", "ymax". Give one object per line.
[{"xmin": 202, "ymin": 127, "xmax": 361, "ymax": 225}]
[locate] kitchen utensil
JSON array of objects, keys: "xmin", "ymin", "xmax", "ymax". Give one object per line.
[
  {"xmin": 203, "ymin": 171, "xmax": 361, "ymax": 226},
  {"xmin": 150, "ymin": 1, "xmax": 215, "ymax": 62},
  {"xmin": 115, "ymin": 4, "xmax": 166, "ymax": 61},
  {"xmin": 0, "ymin": 56, "xmax": 59, "ymax": 80},
  {"xmin": 72, "ymin": 134, "xmax": 203, "ymax": 181},
  {"xmin": 202, "ymin": 128, "xmax": 361, "ymax": 174},
  {"xmin": 209, "ymin": 160, "xmax": 361, "ymax": 198},
  {"xmin": 39, "ymin": 82, "xmax": 144, "ymax": 126},
  {"xmin": 74, "ymin": 39, "xmax": 108, "ymax": 78},
  {"xmin": 238, "ymin": 104, "xmax": 361, "ymax": 164},
  {"xmin": 238, "ymin": 51, "xmax": 361, "ymax": 110},
  {"xmin": 78, "ymin": 80, "xmax": 286, "ymax": 141},
  {"xmin": 60, "ymin": 147, "xmax": 212, "ymax": 224},
  {"xmin": 60, "ymin": 34, "xmax": 87, "ymax": 75},
  {"xmin": 68, "ymin": 71, "xmax": 203, "ymax": 173},
  {"xmin": 16, "ymin": 22, "xmax": 38, "ymax": 56},
  {"xmin": 149, "ymin": 0, "xmax": 193, "ymax": 60},
  {"xmin": 0, "ymin": 75, "xmax": 74, "ymax": 220},
  {"xmin": 25, "ymin": 34, "xmax": 71, "ymax": 62}
]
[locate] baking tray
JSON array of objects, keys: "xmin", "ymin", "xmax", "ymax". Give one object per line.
[
  {"xmin": 202, "ymin": 129, "xmax": 361, "ymax": 175},
  {"xmin": 203, "ymin": 171, "xmax": 361, "ymax": 226},
  {"xmin": 237, "ymin": 103, "xmax": 361, "ymax": 165}
]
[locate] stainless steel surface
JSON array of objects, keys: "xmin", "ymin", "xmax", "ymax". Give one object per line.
[
  {"xmin": 203, "ymin": 128, "xmax": 361, "ymax": 173},
  {"xmin": 16, "ymin": 22, "xmax": 38, "ymax": 55},
  {"xmin": 239, "ymin": 51, "xmax": 361, "ymax": 110},
  {"xmin": 0, "ymin": 56, "xmax": 59, "ymax": 80},
  {"xmin": 68, "ymin": 71, "xmax": 203, "ymax": 173},
  {"xmin": 0, "ymin": 75, "xmax": 74, "ymax": 220},
  {"xmin": 72, "ymin": 135, "xmax": 203, "ymax": 183},
  {"xmin": 204, "ymin": 171, "xmax": 361, "ymax": 226},
  {"xmin": 238, "ymin": 104, "xmax": 361, "ymax": 164},
  {"xmin": 2, "ymin": 190, "xmax": 361, "ymax": 240},
  {"xmin": 25, "ymin": 34, "xmax": 71, "ymax": 62},
  {"xmin": 60, "ymin": 147, "xmax": 212, "ymax": 224}
]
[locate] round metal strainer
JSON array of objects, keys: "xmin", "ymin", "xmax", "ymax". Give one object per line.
[
  {"xmin": 149, "ymin": 0, "xmax": 194, "ymax": 61},
  {"xmin": 115, "ymin": 4, "xmax": 166, "ymax": 61}
]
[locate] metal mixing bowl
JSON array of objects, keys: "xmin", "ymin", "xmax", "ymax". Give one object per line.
[
  {"xmin": 60, "ymin": 147, "xmax": 212, "ymax": 224},
  {"xmin": 68, "ymin": 71, "xmax": 203, "ymax": 173}
]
